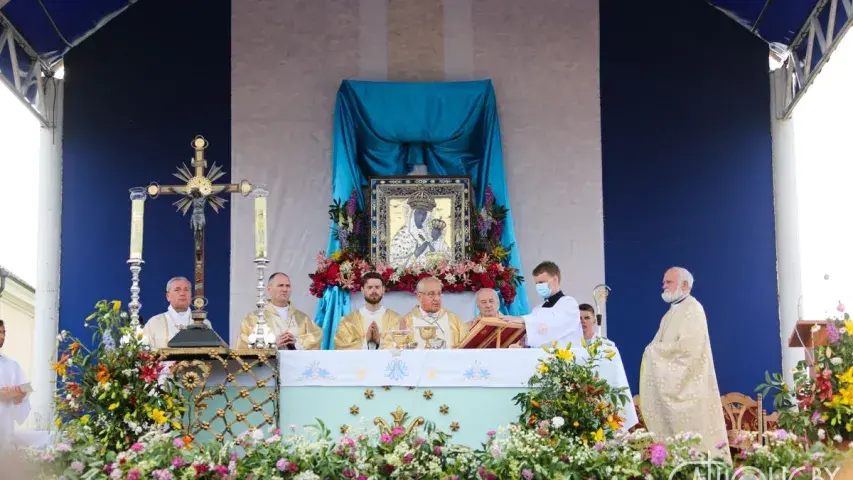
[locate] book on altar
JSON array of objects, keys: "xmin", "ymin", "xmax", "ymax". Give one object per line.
[{"xmin": 459, "ymin": 317, "xmax": 525, "ymax": 349}]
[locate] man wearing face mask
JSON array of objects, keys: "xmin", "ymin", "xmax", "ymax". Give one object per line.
[{"xmin": 503, "ymin": 261, "xmax": 582, "ymax": 348}]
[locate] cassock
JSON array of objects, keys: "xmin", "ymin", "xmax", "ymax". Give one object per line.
[
  {"xmin": 394, "ymin": 306, "xmax": 467, "ymax": 349},
  {"xmin": 640, "ymin": 295, "xmax": 731, "ymax": 462},
  {"xmin": 142, "ymin": 306, "xmax": 212, "ymax": 350},
  {"xmin": 236, "ymin": 301, "xmax": 323, "ymax": 350},
  {"xmin": 522, "ymin": 291, "xmax": 583, "ymax": 348},
  {"xmin": 0, "ymin": 354, "xmax": 30, "ymax": 446},
  {"xmin": 334, "ymin": 306, "xmax": 403, "ymax": 350}
]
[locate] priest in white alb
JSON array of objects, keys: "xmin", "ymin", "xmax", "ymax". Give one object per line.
[
  {"xmin": 503, "ymin": 261, "xmax": 583, "ymax": 348},
  {"xmin": 236, "ymin": 272, "xmax": 323, "ymax": 350},
  {"xmin": 396, "ymin": 276, "xmax": 467, "ymax": 349},
  {"xmin": 334, "ymin": 272, "xmax": 403, "ymax": 350},
  {"xmin": 0, "ymin": 320, "xmax": 30, "ymax": 446},
  {"xmin": 640, "ymin": 267, "xmax": 731, "ymax": 462},
  {"xmin": 142, "ymin": 277, "xmax": 211, "ymax": 350}
]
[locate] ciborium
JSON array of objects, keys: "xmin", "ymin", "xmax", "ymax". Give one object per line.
[{"xmin": 417, "ymin": 326, "xmax": 446, "ymax": 349}]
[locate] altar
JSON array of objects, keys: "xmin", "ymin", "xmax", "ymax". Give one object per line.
[{"xmin": 278, "ymin": 348, "xmax": 637, "ymax": 447}]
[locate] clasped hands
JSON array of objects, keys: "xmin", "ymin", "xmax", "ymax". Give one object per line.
[
  {"xmin": 0, "ymin": 385, "xmax": 26, "ymax": 404},
  {"xmin": 276, "ymin": 332, "xmax": 298, "ymax": 350},
  {"xmin": 366, "ymin": 321, "xmax": 381, "ymax": 347}
]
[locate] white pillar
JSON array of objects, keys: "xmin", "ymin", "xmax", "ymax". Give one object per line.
[
  {"xmin": 770, "ymin": 67, "xmax": 804, "ymax": 386},
  {"xmin": 30, "ymin": 76, "xmax": 64, "ymax": 430}
]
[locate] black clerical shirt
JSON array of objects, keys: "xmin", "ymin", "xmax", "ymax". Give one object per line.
[{"xmin": 542, "ymin": 290, "xmax": 565, "ymax": 308}]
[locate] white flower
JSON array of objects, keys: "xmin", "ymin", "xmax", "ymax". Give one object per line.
[
  {"xmin": 120, "ymin": 334, "xmax": 131, "ymax": 346},
  {"xmin": 831, "ymin": 357, "xmax": 843, "ymax": 365},
  {"xmin": 818, "ymin": 429, "xmax": 826, "ymax": 440},
  {"xmin": 251, "ymin": 429, "xmax": 264, "ymax": 441},
  {"xmin": 834, "ymin": 435, "xmax": 843, "ymax": 443},
  {"xmin": 294, "ymin": 471, "xmax": 320, "ymax": 480},
  {"xmin": 551, "ymin": 416, "xmax": 565, "ymax": 428}
]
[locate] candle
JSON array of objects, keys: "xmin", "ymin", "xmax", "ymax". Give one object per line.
[
  {"xmin": 129, "ymin": 187, "xmax": 146, "ymax": 259},
  {"xmin": 253, "ymin": 184, "xmax": 268, "ymax": 258}
]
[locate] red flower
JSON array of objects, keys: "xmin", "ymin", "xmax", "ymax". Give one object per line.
[
  {"xmin": 140, "ymin": 364, "xmax": 162, "ymax": 383},
  {"xmin": 325, "ymin": 263, "xmax": 341, "ymax": 284}
]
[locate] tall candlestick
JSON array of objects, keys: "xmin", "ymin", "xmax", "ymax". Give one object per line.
[
  {"xmin": 253, "ymin": 184, "xmax": 268, "ymax": 259},
  {"xmin": 129, "ymin": 187, "xmax": 146, "ymax": 260}
]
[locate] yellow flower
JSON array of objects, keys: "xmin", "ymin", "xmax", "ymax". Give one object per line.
[
  {"xmin": 555, "ymin": 349, "xmax": 574, "ymax": 362},
  {"xmin": 606, "ymin": 415, "xmax": 622, "ymax": 430},
  {"xmin": 331, "ymin": 251, "xmax": 343, "ymax": 261},
  {"xmin": 111, "ymin": 300, "xmax": 121, "ymax": 312},
  {"xmin": 537, "ymin": 364, "xmax": 549, "ymax": 374},
  {"xmin": 846, "ymin": 320, "xmax": 853, "ymax": 333},
  {"xmin": 80, "ymin": 415, "xmax": 90, "ymax": 425},
  {"xmin": 839, "ymin": 367, "xmax": 853, "ymax": 385},
  {"xmin": 593, "ymin": 428, "xmax": 604, "ymax": 442},
  {"xmin": 54, "ymin": 418, "xmax": 61, "ymax": 428},
  {"xmin": 172, "ymin": 421, "xmax": 183, "ymax": 431},
  {"xmin": 108, "ymin": 402, "xmax": 119, "ymax": 411},
  {"xmin": 822, "ymin": 414, "xmax": 829, "ymax": 422},
  {"xmin": 573, "ymin": 421, "xmax": 579, "ymax": 427},
  {"xmin": 605, "ymin": 349, "xmax": 616, "ymax": 360},
  {"xmin": 846, "ymin": 423, "xmax": 853, "ymax": 432},
  {"xmin": 150, "ymin": 409, "xmax": 168, "ymax": 424}
]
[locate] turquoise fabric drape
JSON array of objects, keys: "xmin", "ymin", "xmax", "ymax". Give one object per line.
[{"xmin": 315, "ymin": 79, "xmax": 530, "ymax": 349}]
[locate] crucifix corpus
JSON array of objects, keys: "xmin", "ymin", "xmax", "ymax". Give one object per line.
[{"xmin": 146, "ymin": 135, "xmax": 253, "ymax": 348}]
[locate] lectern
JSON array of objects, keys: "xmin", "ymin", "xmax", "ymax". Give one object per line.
[
  {"xmin": 788, "ymin": 320, "xmax": 830, "ymax": 378},
  {"xmin": 459, "ymin": 317, "xmax": 526, "ymax": 348}
]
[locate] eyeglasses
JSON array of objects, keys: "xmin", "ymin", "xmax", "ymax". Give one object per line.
[{"xmin": 419, "ymin": 292, "xmax": 442, "ymax": 298}]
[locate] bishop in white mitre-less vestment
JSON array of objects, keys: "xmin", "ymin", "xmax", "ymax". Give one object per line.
[{"xmin": 640, "ymin": 267, "xmax": 730, "ymax": 463}]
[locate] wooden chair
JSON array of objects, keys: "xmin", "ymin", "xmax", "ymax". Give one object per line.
[
  {"xmin": 630, "ymin": 394, "xmax": 645, "ymax": 432},
  {"xmin": 721, "ymin": 392, "xmax": 762, "ymax": 445}
]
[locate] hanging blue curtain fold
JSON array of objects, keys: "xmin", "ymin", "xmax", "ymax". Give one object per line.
[{"xmin": 315, "ymin": 79, "xmax": 530, "ymax": 349}]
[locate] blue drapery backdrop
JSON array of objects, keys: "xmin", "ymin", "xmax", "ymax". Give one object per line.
[{"xmin": 315, "ymin": 79, "xmax": 531, "ymax": 349}]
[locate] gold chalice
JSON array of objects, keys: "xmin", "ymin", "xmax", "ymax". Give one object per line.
[{"xmin": 390, "ymin": 330, "xmax": 410, "ymax": 350}]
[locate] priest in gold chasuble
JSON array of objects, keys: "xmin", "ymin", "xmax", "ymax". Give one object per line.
[
  {"xmin": 143, "ymin": 277, "xmax": 212, "ymax": 350},
  {"xmin": 236, "ymin": 272, "xmax": 322, "ymax": 350},
  {"xmin": 390, "ymin": 276, "xmax": 467, "ymax": 349},
  {"xmin": 335, "ymin": 272, "xmax": 403, "ymax": 350},
  {"xmin": 640, "ymin": 267, "xmax": 731, "ymax": 462}
]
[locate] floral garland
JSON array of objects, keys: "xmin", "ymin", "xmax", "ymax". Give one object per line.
[
  {"xmin": 51, "ymin": 301, "xmax": 186, "ymax": 453},
  {"xmin": 310, "ymin": 185, "xmax": 522, "ymax": 305}
]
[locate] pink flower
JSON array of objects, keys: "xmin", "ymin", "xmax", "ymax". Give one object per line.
[
  {"xmin": 70, "ymin": 461, "xmax": 83, "ymax": 473},
  {"xmin": 172, "ymin": 437, "xmax": 185, "ymax": 448},
  {"xmin": 838, "ymin": 302, "xmax": 846, "ymax": 313},
  {"xmin": 649, "ymin": 443, "xmax": 667, "ymax": 467},
  {"xmin": 153, "ymin": 470, "xmax": 172, "ymax": 480},
  {"xmin": 171, "ymin": 457, "xmax": 185, "ymax": 468},
  {"xmin": 276, "ymin": 459, "xmax": 289, "ymax": 472},
  {"xmin": 487, "ymin": 430, "xmax": 496, "ymax": 438},
  {"xmin": 403, "ymin": 453, "xmax": 414, "ymax": 464},
  {"xmin": 127, "ymin": 468, "xmax": 141, "ymax": 480},
  {"xmin": 434, "ymin": 446, "xmax": 442, "ymax": 455},
  {"xmin": 129, "ymin": 443, "xmax": 144, "ymax": 452},
  {"xmin": 391, "ymin": 426, "xmax": 404, "ymax": 437},
  {"xmin": 522, "ymin": 469, "xmax": 533, "ymax": 480},
  {"xmin": 380, "ymin": 434, "xmax": 393, "ymax": 444},
  {"xmin": 414, "ymin": 437, "xmax": 426, "ymax": 446}
]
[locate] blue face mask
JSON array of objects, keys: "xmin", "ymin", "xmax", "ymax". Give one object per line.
[{"xmin": 535, "ymin": 282, "xmax": 551, "ymax": 299}]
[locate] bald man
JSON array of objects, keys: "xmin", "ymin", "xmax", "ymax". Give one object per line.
[{"xmin": 640, "ymin": 267, "xmax": 730, "ymax": 463}]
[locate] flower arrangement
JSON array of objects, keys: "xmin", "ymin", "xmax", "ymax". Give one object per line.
[
  {"xmin": 512, "ymin": 339, "xmax": 630, "ymax": 444},
  {"xmin": 311, "ymin": 185, "xmax": 523, "ymax": 305},
  {"xmin": 309, "ymin": 250, "xmax": 522, "ymax": 305},
  {"xmin": 52, "ymin": 300, "xmax": 186, "ymax": 453},
  {"xmin": 32, "ymin": 422, "xmax": 843, "ymax": 480},
  {"xmin": 757, "ymin": 301, "xmax": 853, "ymax": 445}
]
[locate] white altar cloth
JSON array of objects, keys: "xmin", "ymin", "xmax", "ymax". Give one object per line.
[{"xmin": 279, "ymin": 348, "xmax": 638, "ymax": 430}]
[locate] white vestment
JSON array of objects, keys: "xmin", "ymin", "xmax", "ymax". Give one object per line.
[
  {"xmin": 142, "ymin": 306, "xmax": 211, "ymax": 350},
  {"xmin": 411, "ymin": 307, "xmax": 452, "ymax": 349},
  {"xmin": 523, "ymin": 293, "xmax": 583, "ymax": 348},
  {"xmin": 640, "ymin": 295, "xmax": 731, "ymax": 462},
  {"xmin": 0, "ymin": 354, "xmax": 30, "ymax": 446},
  {"xmin": 359, "ymin": 306, "xmax": 387, "ymax": 350}
]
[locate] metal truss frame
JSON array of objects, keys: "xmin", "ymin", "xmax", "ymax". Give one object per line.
[
  {"xmin": 0, "ymin": 11, "xmax": 53, "ymax": 127},
  {"xmin": 777, "ymin": 0, "xmax": 853, "ymax": 119}
]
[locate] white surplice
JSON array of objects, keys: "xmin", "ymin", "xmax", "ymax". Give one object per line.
[
  {"xmin": 0, "ymin": 354, "xmax": 30, "ymax": 446},
  {"xmin": 523, "ymin": 292, "xmax": 583, "ymax": 348}
]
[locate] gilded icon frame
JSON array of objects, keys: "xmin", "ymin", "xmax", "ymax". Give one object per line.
[{"xmin": 369, "ymin": 176, "xmax": 471, "ymax": 268}]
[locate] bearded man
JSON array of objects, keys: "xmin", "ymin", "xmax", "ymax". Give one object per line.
[
  {"xmin": 640, "ymin": 267, "xmax": 731, "ymax": 462},
  {"xmin": 334, "ymin": 272, "xmax": 403, "ymax": 350}
]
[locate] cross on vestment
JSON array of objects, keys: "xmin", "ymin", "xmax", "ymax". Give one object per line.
[{"xmin": 146, "ymin": 135, "xmax": 253, "ymax": 346}]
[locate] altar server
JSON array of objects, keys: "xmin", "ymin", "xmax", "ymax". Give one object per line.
[
  {"xmin": 334, "ymin": 272, "xmax": 402, "ymax": 350},
  {"xmin": 640, "ymin": 267, "xmax": 730, "ymax": 462},
  {"xmin": 579, "ymin": 303, "xmax": 599, "ymax": 342},
  {"xmin": 394, "ymin": 276, "xmax": 467, "ymax": 349},
  {"xmin": 143, "ymin": 277, "xmax": 211, "ymax": 350},
  {"xmin": 236, "ymin": 272, "xmax": 323, "ymax": 350},
  {"xmin": 0, "ymin": 320, "xmax": 30, "ymax": 446},
  {"xmin": 504, "ymin": 261, "xmax": 582, "ymax": 348}
]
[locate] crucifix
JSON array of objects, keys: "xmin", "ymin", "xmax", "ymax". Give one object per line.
[{"xmin": 145, "ymin": 135, "xmax": 253, "ymax": 347}]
